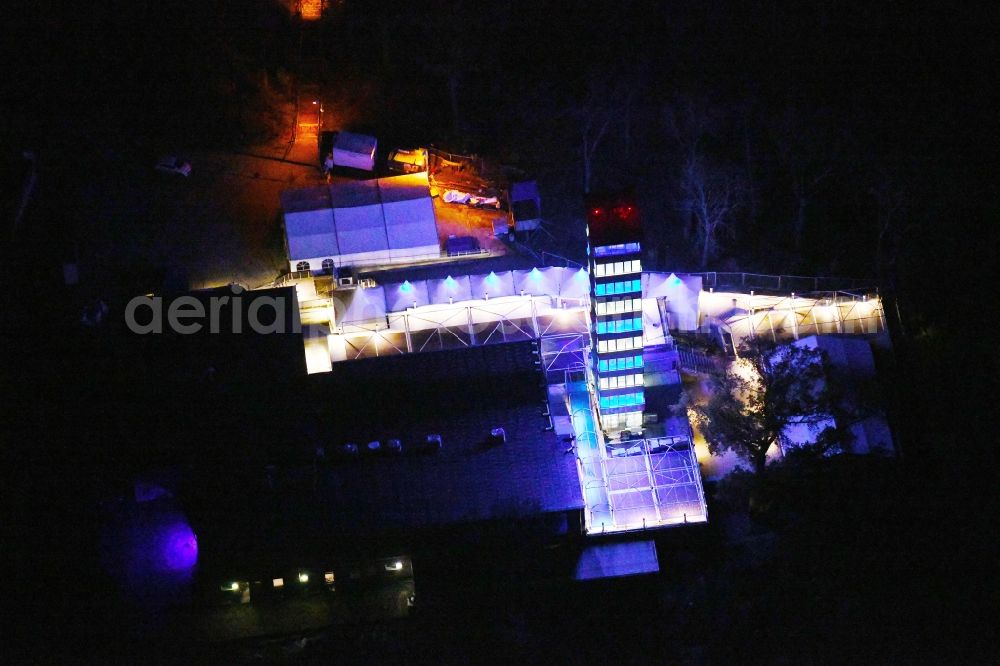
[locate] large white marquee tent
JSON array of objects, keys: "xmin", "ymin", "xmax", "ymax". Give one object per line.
[{"xmin": 282, "ymin": 172, "xmax": 441, "ymax": 272}]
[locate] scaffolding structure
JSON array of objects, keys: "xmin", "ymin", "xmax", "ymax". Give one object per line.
[
  {"xmin": 327, "ymin": 295, "xmax": 590, "ymax": 362},
  {"xmin": 697, "ymin": 289, "xmax": 886, "ymax": 350},
  {"xmin": 563, "ymin": 355, "xmax": 707, "ymax": 535},
  {"xmin": 282, "ymin": 269, "xmax": 885, "ymax": 372},
  {"xmin": 601, "ymin": 436, "xmax": 708, "ymax": 531}
]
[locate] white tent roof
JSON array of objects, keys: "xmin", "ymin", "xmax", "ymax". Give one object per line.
[
  {"xmin": 384, "ymin": 280, "xmax": 431, "ymax": 311},
  {"xmin": 513, "ymin": 267, "xmax": 559, "ymax": 296},
  {"xmin": 337, "ymin": 286, "xmax": 387, "ymax": 324},
  {"xmin": 280, "ymin": 185, "xmax": 331, "ymax": 213},
  {"xmin": 644, "ymin": 272, "xmax": 702, "ymax": 331},
  {"xmin": 383, "ymin": 198, "xmax": 438, "ymax": 251},
  {"xmin": 333, "ymin": 204, "xmax": 389, "ymax": 255},
  {"xmin": 559, "ymin": 267, "xmax": 592, "ymax": 299},
  {"xmin": 427, "ymin": 275, "xmax": 473, "ymax": 303},
  {"xmin": 329, "ymin": 179, "xmax": 380, "ymax": 208},
  {"xmin": 470, "ymin": 271, "xmax": 516, "ymax": 299},
  {"xmin": 282, "ymin": 173, "xmax": 439, "ymax": 267},
  {"xmin": 285, "ymin": 209, "xmax": 338, "ymax": 261},
  {"xmin": 378, "ymin": 172, "xmax": 431, "ymax": 202}
]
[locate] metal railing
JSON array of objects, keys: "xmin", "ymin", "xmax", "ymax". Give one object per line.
[
  {"xmin": 676, "ymin": 345, "xmax": 720, "ymax": 374},
  {"xmin": 257, "ymin": 270, "xmax": 313, "ymax": 289},
  {"xmin": 691, "ymin": 272, "xmax": 877, "ymax": 294},
  {"xmin": 540, "ymin": 251, "xmax": 584, "ymax": 269},
  {"xmin": 446, "ymin": 248, "xmax": 492, "ymax": 258}
]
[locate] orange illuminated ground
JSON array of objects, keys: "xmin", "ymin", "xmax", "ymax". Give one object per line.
[
  {"xmin": 430, "ymin": 186, "xmax": 510, "ymax": 255},
  {"xmin": 299, "ymin": 0, "xmax": 323, "ymax": 21}
]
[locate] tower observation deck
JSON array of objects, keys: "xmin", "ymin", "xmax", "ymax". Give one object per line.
[{"xmin": 586, "ymin": 190, "xmax": 645, "ymax": 433}]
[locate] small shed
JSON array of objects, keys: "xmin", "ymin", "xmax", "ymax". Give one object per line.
[
  {"xmin": 333, "ymin": 131, "xmax": 377, "ymax": 171},
  {"xmin": 510, "ymin": 180, "xmax": 542, "ymax": 231}
]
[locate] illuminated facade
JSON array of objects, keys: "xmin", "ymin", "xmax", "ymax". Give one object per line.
[{"xmin": 586, "ymin": 191, "xmax": 645, "ymax": 432}]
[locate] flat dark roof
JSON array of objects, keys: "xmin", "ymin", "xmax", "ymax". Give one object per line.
[{"xmin": 308, "ymin": 342, "xmax": 584, "ymax": 534}]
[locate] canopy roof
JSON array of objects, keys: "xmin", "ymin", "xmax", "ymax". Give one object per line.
[{"xmin": 284, "ymin": 173, "xmax": 438, "ymax": 264}]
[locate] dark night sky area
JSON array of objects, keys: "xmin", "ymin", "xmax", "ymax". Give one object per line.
[{"xmin": 2, "ymin": 1, "xmax": 999, "ymax": 661}]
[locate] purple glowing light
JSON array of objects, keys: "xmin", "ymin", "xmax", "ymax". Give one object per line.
[{"xmin": 160, "ymin": 522, "xmax": 199, "ymax": 571}]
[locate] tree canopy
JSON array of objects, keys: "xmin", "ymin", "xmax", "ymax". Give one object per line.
[{"xmin": 694, "ymin": 338, "xmax": 833, "ymax": 474}]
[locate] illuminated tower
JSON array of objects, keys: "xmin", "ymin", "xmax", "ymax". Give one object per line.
[{"xmin": 586, "ymin": 191, "xmax": 644, "ymax": 433}]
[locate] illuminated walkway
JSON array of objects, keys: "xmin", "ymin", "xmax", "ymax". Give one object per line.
[{"xmin": 568, "ymin": 380, "xmax": 614, "ymax": 532}]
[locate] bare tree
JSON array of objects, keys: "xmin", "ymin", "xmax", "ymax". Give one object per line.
[
  {"xmin": 579, "ymin": 102, "xmax": 612, "ymax": 195},
  {"xmin": 575, "ymin": 75, "xmax": 635, "ymax": 194},
  {"xmin": 406, "ymin": 2, "xmax": 509, "ymax": 137},
  {"xmin": 868, "ymin": 168, "xmax": 910, "ymax": 282},
  {"xmin": 664, "ymin": 98, "xmax": 744, "ymax": 267},
  {"xmin": 680, "ymin": 152, "xmax": 742, "ymax": 268}
]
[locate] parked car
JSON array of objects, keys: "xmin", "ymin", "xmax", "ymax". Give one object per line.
[
  {"xmin": 387, "ymin": 148, "xmax": 427, "ymax": 174},
  {"xmin": 155, "ymin": 156, "xmax": 192, "ymax": 176}
]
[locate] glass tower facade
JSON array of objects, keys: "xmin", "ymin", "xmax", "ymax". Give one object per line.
[{"xmin": 586, "ymin": 192, "xmax": 644, "ymax": 433}]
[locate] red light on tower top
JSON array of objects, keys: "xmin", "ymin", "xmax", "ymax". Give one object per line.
[{"xmin": 586, "ymin": 190, "xmax": 641, "ymax": 247}]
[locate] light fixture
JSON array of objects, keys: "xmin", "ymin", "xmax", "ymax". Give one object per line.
[
  {"xmin": 324, "ymin": 572, "xmax": 335, "ymax": 584},
  {"xmin": 298, "ymin": 572, "xmax": 309, "ymax": 583},
  {"xmin": 273, "ymin": 578, "xmax": 284, "ymax": 588}
]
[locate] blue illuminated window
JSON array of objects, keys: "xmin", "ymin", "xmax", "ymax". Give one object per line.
[
  {"xmin": 593, "ymin": 242, "xmax": 641, "ymax": 257},
  {"xmin": 599, "ymin": 354, "xmax": 644, "ymax": 373},
  {"xmin": 599, "ymin": 390, "xmax": 645, "ymax": 411},
  {"xmin": 595, "ymin": 280, "xmax": 641, "ymax": 297}
]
